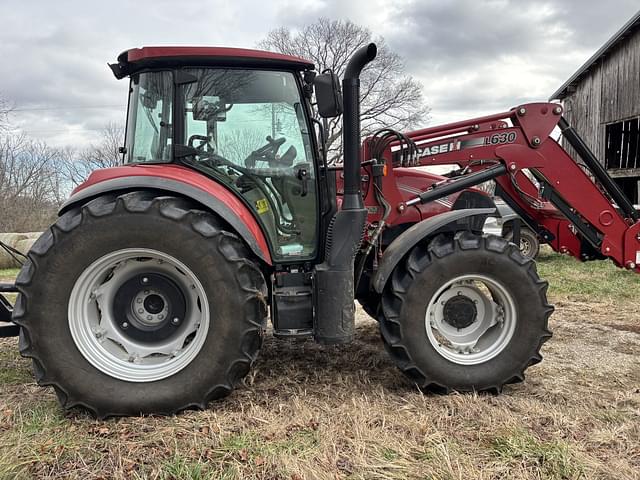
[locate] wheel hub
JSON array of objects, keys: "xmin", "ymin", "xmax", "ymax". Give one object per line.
[
  {"xmin": 443, "ymin": 296, "xmax": 477, "ymax": 329},
  {"xmin": 133, "ymin": 290, "xmax": 168, "ymax": 327},
  {"xmin": 113, "ymin": 273, "xmax": 186, "ymax": 341},
  {"xmin": 144, "ymin": 294, "xmax": 165, "ymax": 315}
]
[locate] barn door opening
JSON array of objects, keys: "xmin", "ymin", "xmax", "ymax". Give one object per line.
[{"xmin": 605, "ymin": 117, "xmax": 640, "ymax": 204}]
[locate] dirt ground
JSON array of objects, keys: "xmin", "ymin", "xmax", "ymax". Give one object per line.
[{"xmin": 0, "ymin": 253, "xmax": 638, "ymax": 479}]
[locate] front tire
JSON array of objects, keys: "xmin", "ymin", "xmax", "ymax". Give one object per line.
[
  {"xmin": 380, "ymin": 232, "xmax": 553, "ymax": 393},
  {"xmin": 14, "ymin": 192, "xmax": 267, "ymax": 417}
]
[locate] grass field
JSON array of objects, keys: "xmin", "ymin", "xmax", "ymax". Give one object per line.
[{"xmin": 0, "ymin": 249, "xmax": 638, "ymax": 479}]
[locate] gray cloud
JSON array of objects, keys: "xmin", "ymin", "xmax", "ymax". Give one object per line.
[
  {"xmin": 380, "ymin": 1, "xmax": 639, "ymax": 123},
  {"xmin": 0, "ymin": 0, "xmax": 638, "ymax": 144}
]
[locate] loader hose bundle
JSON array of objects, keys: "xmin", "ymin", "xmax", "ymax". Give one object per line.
[{"xmin": 369, "ymin": 128, "xmax": 419, "ymax": 167}]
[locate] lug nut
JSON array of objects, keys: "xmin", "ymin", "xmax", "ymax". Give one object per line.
[
  {"xmin": 122, "ymin": 322, "xmax": 129, "ymax": 329},
  {"xmin": 142, "ymin": 277, "xmax": 149, "ymax": 284},
  {"xmin": 138, "ymin": 308, "xmax": 144, "ymax": 314},
  {"xmin": 172, "ymin": 317, "xmax": 180, "ymax": 325}
]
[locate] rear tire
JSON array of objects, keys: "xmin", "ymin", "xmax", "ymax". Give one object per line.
[
  {"xmin": 380, "ymin": 232, "xmax": 553, "ymax": 393},
  {"xmin": 505, "ymin": 226, "xmax": 540, "ymax": 259},
  {"xmin": 14, "ymin": 191, "xmax": 267, "ymax": 418},
  {"xmin": 357, "ymin": 292, "xmax": 381, "ymax": 320}
]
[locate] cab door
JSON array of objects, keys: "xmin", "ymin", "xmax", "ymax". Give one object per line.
[{"xmin": 179, "ymin": 68, "xmax": 319, "ymax": 261}]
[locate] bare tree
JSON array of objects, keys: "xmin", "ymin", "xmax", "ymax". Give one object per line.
[
  {"xmin": 0, "ymin": 134, "xmax": 67, "ymax": 232},
  {"xmin": 64, "ymin": 122, "xmax": 124, "ymax": 186},
  {"xmin": 259, "ymin": 18, "xmax": 430, "ymax": 162},
  {"xmin": 219, "ymin": 128, "xmax": 267, "ymax": 165},
  {"xmin": 0, "ymin": 95, "xmax": 11, "ymax": 132}
]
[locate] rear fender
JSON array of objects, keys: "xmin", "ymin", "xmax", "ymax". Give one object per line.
[
  {"xmin": 60, "ymin": 165, "xmax": 272, "ymax": 264},
  {"xmin": 371, "ymin": 208, "xmax": 495, "ymax": 293}
]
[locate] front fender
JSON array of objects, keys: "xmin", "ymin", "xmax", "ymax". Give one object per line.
[
  {"xmin": 61, "ymin": 164, "xmax": 272, "ymax": 264},
  {"xmin": 371, "ymin": 208, "xmax": 495, "ymax": 293}
]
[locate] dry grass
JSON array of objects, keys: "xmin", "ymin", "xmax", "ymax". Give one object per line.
[{"xmin": 0, "ymin": 251, "xmax": 639, "ymax": 479}]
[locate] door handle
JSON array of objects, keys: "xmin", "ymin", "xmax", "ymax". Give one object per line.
[{"xmin": 296, "ymin": 168, "xmax": 309, "ymax": 197}]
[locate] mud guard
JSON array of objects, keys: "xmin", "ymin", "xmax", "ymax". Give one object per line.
[
  {"xmin": 371, "ymin": 208, "xmax": 495, "ymax": 294},
  {"xmin": 60, "ymin": 172, "xmax": 272, "ymax": 264}
]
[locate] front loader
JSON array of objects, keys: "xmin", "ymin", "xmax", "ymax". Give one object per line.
[{"xmin": 1, "ymin": 43, "xmax": 637, "ymax": 417}]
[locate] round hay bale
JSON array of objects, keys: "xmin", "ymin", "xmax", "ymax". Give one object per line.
[
  {"xmin": 0, "ymin": 233, "xmax": 27, "ymax": 248},
  {"xmin": 15, "ymin": 238, "xmax": 37, "ymax": 255},
  {"xmin": 0, "ymin": 232, "xmax": 42, "ymax": 269},
  {"xmin": 0, "ymin": 249, "xmax": 20, "ymax": 269}
]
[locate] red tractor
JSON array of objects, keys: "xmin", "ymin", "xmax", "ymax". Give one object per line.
[{"xmin": 4, "ymin": 43, "xmax": 639, "ymax": 417}]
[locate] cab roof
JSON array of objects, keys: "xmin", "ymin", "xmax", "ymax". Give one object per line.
[{"xmin": 109, "ymin": 46, "xmax": 315, "ymax": 79}]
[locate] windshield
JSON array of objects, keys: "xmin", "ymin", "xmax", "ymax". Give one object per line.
[{"xmin": 180, "ymin": 68, "xmax": 318, "ymax": 260}]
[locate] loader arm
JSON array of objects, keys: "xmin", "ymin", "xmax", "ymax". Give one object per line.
[{"xmin": 382, "ymin": 102, "xmax": 640, "ymax": 271}]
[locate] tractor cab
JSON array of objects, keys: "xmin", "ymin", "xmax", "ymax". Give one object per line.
[{"xmin": 111, "ymin": 47, "xmax": 329, "ymax": 261}]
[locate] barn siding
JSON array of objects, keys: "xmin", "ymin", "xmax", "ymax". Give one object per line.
[
  {"xmin": 600, "ymin": 31, "xmax": 640, "ymax": 124},
  {"xmin": 563, "ymin": 67, "xmax": 603, "ymax": 161},
  {"xmin": 561, "ymin": 28, "xmax": 640, "ymax": 166}
]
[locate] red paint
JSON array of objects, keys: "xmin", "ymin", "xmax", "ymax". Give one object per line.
[
  {"xmin": 512, "ymin": 103, "xmax": 561, "ymax": 148},
  {"xmin": 336, "ymin": 142, "xmax": 477, "ymax": 231},
  {"xmin": 384, "ymin": 101, "xmax": 640, "ymax": 269},
  {"xmin": 123, "ymin": 46, "xmax": 314, "ymax": 69},
  {"xmin": 75, "ymin": 164, "xmax": 272, "ymax": 264}
]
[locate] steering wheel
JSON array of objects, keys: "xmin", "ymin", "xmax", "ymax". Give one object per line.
[
  {"xmin": 188, "ymin": 134, "xmax": 214, "ymax": 152},
  {"xmin": 245, "ymin": 136, "xmax": 287, "ymax": 168},
  {"xmin": 186, "ymin": 134, "xmax": 235, "ymax": 171}
]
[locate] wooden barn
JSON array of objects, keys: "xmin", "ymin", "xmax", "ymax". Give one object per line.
[{"xmin": 551, "ymin": 10, "xmax": 640, "ymax": 202}]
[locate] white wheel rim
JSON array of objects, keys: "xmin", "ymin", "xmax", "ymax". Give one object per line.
[
  {"xmin": 68, "ymin": 248, "xmax": 210, "ymax": 382},
  {"xmin": 424, "ymin": 274, "xmax": 516, "ymax": 365}
]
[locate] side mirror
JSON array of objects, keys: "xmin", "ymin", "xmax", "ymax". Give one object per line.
[{"xmin": 314, "ymin": 71, "xmax": 343, "ymax": 118}]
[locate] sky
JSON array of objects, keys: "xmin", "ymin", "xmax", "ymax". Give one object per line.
[{"xmin": 1, "ymin": 0, "xmax": 638, "ymax": 148}]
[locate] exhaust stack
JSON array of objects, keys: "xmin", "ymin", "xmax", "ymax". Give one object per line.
[
  {"xmin": 313, "ymin": 43, "xmax": 377, "ymax": 344},
  {"xmin": 341, "ymin": 43, "xmax": 378, "ymax": 210}
]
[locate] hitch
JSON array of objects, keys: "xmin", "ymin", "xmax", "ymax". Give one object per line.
[{"xmin": 0, "ymin": 283, "xmax": 19, "ymax": 338}]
